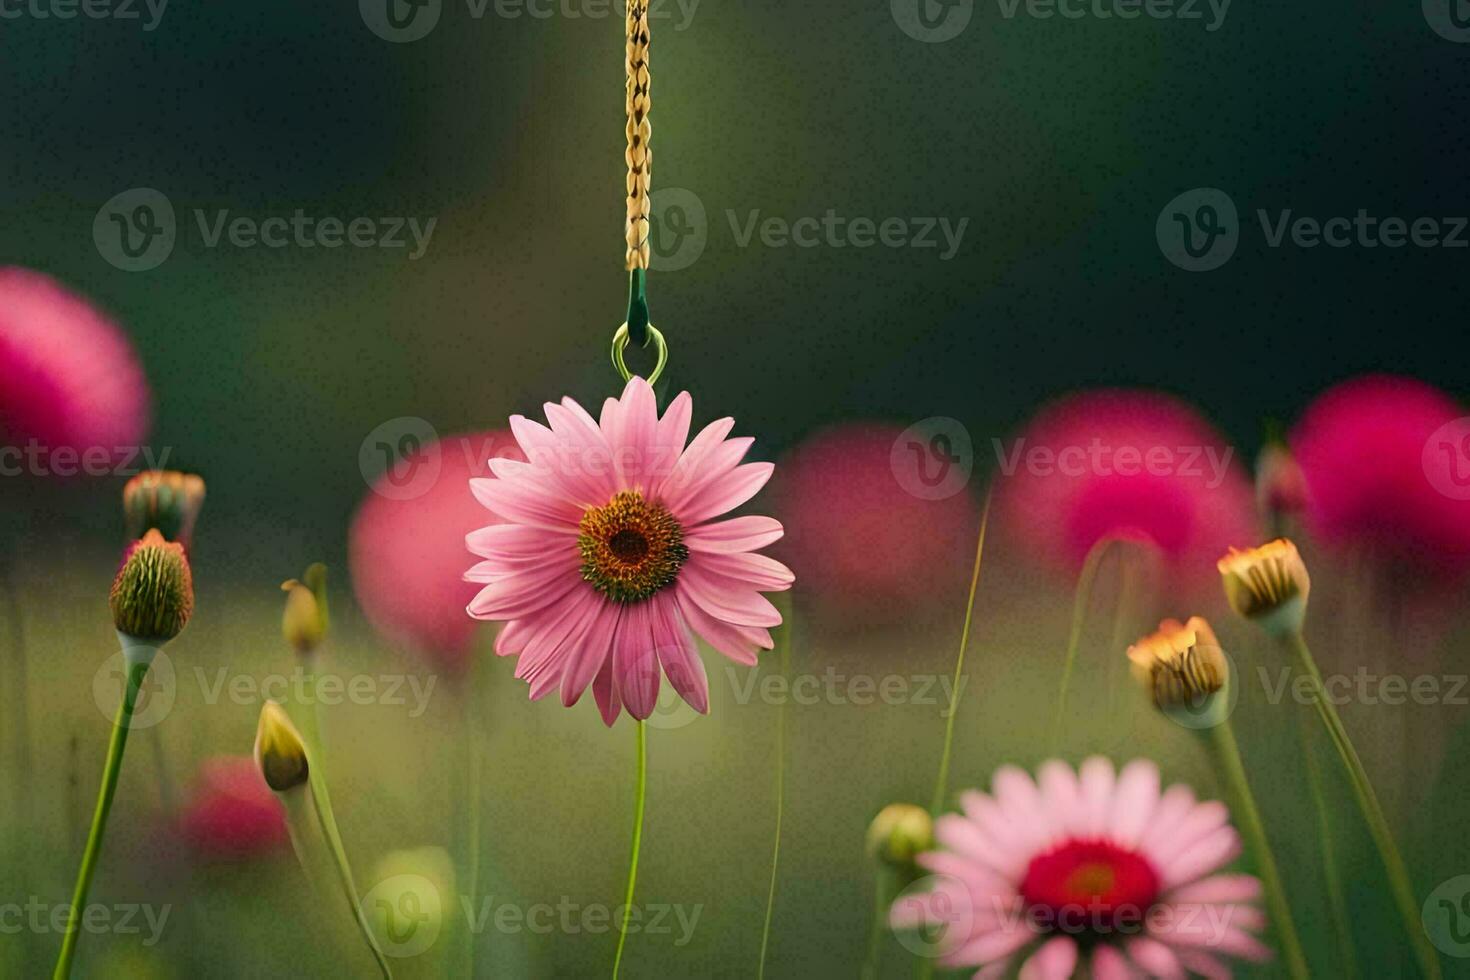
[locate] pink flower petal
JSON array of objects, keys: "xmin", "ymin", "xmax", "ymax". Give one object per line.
[
  {"xmin": 678, "ymin": 567, "xmax": 783, "ymax": 628},
  {"xmin": 615, "ymin": 601, "xmax": 661, "ymax": 720},
  {"xmin": 687, "ymin": 551, "xmax": 795, "ymax": 591},
  {"xmin": 652, "ymin": 597, "xmax": 708, "ymax": 714},
  {"xmin": 674, "ymin": 588, "xmax": 768, "ymax": 665},
  {"xmin": 678, "ymin": 461, "xmax": 775, "ymax": 526},
  {"xmin": 683, "ymin": 515, "xmax": 785, "ymax": 554},
  {"xmin": 1019, "ymin": 936, "xmax": 1078, "ymax": 980}
]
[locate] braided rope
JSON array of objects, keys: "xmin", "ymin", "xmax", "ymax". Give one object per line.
[{"xmin": 624, "ymin": 1, "xmax": 652, "ymax": 271}]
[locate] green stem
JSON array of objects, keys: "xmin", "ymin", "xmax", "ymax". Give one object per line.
[
  {"xmin": 1207, "ymin": 719, "xmax": 1310, "ymax": 980},
  {"xmin": 1103, "ymin": 548, "xmax": 1139, "ymax": 720},
  {"xmin": 462, "ymin": 674, "xmax": 483, "ymax": 980},
  {"xmin": 1299, "ymin": 706, "xmax": 1360, "ymax": 980},
  {"xmin": 930, "ymin": 488, "xmax": 991, "ymax": 815},
  {"xmin": 308, "ymin": 779, "xmax": 394, "ymax": 978},
  {"xmin": 53, "ymin": 656, "xmax": 151, "ymax": 979},
  {"xmin": 860, "ymin": 869, "xmax": 892, "ymax": 980},
  {"xmin": 1049, "ymin": 538, "xmax": 1113, "ymax": 753},
  {"xmin": 1287, "ymin": 632, "xmax": 1441, "ymax": 979},
  {"xmin": 757, "ymin": 618, "xmax": 793, "ymax": 979},
  {"xmin": 612, "ymin": 721, "xmax": 647, "ymax": 980}
]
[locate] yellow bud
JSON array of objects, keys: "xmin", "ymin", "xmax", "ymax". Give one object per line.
[
  {"xmin": 281, "ymin": 580, "xmax": 325, "ymax": 654},
  {"xmin": 1127, "ymin": 617, "xmax": 1228, "ymax": 709},
  {"xmin": 1218, "ymin": 539, "xmax": 1311, "ymax": 636},
  {"xmin": 866, "ymin": 803, "xmax": 933, "ymax": 870},
  {"xmin": 254, "ymin": 700, "xmax": 309, "ymax": 793}
]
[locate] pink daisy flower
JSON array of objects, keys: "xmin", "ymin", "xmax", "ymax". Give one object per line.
[
  {"xmin": 1291, "ymin": 374, "xmax": 1470, "ymax": 577},
  {"xmin": 350, "ymin": 429, "xmax": 523, "ymax": 678},
  {"xmin": 995, "ymin": 390, "xmax": 1258, "ymax": 598},
  {"xmin": 0, "ymin": 267, "xmax": 150, "ymax": 461},
  {"xmin": 892, "ymin": 757, "xmax": 1269, "ymax": 979},
  {"xmin": 179, "ymin": 756, "xmax": 289, "ymax": 860},
  {"xmin": 775, "ymin": 423, "xmax": 981, "ymax": 627},
  {"xmin": 465, "ymin": 377, "xmax": 793, "ymax": 725}
]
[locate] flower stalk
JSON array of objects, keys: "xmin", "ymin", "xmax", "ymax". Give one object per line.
[{"xmin": 612, "ymin": 721, "xmax": 648, "ymax": 980}]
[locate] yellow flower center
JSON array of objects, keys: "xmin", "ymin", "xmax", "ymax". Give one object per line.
[{"xmin": 578, "ymin": 491, "xmax": 688, "ymax": 603}]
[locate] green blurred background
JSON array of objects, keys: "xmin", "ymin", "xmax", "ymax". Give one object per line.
[{"xmin": 4, "ymin": 0, "xmax": 1470, "ymax": 976}]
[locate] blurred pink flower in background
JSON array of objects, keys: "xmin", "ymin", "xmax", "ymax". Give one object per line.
[
  {"xmin": 0, "ymin": 268, "xmax": 150, "ymax": 460},
  {"xmin": 1292, "ymin": 374, "xmax": 1470, "ymax": 577},
  {"xmin": 995, "ymin": 389, "xmax": 1257, "ymax": 596},
  {"xmin": 179, "ymin": 757, "xmax": 288, "ymax": 859},
  {"xmin": 350, "ymin": 430, "xmax": 522, "ymax": 678},
  {"xmin": 774, "ymin": 423, "xmax": 980, "ymax": 626}
]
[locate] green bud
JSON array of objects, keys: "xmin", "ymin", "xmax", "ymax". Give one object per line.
[{"xmin": 110, "ymin": 530, "xmax": 194, "ymax": 642}]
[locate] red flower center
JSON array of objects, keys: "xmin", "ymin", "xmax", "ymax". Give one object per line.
[{"xmin": 1019, "ymin": 839, "xmax": 1161, "ymax": 934}]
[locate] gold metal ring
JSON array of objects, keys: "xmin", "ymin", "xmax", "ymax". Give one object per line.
[{"xmin": 610, "ymin": 322, "xmax": 668, "ymax": 386}]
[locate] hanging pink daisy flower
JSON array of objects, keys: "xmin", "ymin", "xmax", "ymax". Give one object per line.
[
  {"xmin": 892, "ymin": 757, "xmax": 1269, "ymax": 979},
  {"xmin": 465, "ymin": 376, "xmax": 792, "ymax": 725}
]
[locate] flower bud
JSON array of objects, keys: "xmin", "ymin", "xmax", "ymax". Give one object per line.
[
  {"xmin": 866, "ymin": 803, "xmax": 933, "ymax": 871},
  {"xmin": 123, "ymin": 470, "xmax": 206, "ymax": 549},
  {"xmin": 110, "ymin": 530, "xmax": 194, "ymax": 642},
  {"xmin": 281, "ymin": 580, "xmax": 325, "ymax": 655},
  {"xmin": 254, "ymin": 700, "xmax": 309, "ymax": 793},
  {"xmin": 1255, "ymin": 444, "xmax": 1308, "ymax": 519},
  {"xmin": 1218, "ymin": 539, "xmax": 1311, "ymax": 636},
  {"xmin": 1127, "ymin": 617, "xmax": 1227, "ymax": 710}
]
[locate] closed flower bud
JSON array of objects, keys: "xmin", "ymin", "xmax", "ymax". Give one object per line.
[
  {"xmin": 110, "ymin": 530, "xmax": 194, "ymax": 642},
  {"xmin": 1127, "ymin": 617, "xmax": 1227, "ymax": 710},
  {"xmin": 1255, "ymin": 444, "xmax": 1308, "ymax": 518},
  {"xmin": 123, "ymin": 470, "xmax": 206, "ymax": 549},
  {"xmin": 866, "ymin": 803, "xmax": 933, "ymax": 871},
  {"xmin": 281, "ymin": 580, "xmax": 325, "ymax": 654},
  {"xmin": 1218, "ymin": 539, "xmax": 1311, "ymax": 636},
  {"xmin": 254, "ymin": 700, "xmax": 309, "ymax": 793}
]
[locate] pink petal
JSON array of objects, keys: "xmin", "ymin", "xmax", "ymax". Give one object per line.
[
  {"xmin": 592, "ymin": 653, "xmax": 622, "ymax": 726},
  {"xmin": 1091, "ymin": 945, "xmax": 1138, "ymax": 980},
  {"xmin": 611, "ymin": 376, "xmax": 660, "ymax": 492},
  {"xmin": 656, "ymin": 416, "xmax": 735, "ymax": 502},
  {"xmin": 683, "ymin": 515, "xmax": 785, "ymax": 554},
  {"xmin": 1019, "ymin": 936, "xmax": 1078, "ymax": 980},
  {"xmin": 469, "ymin": 476, "xmax": 581, "ymax": 529},
  {"xmin": 467, "ymin": 566, "xmax": 580, "ymax": 621},
  {"xmin": 615, "ymin": 601, "xmax": 660, "ymax": 720},
  {"xmin": 1125, "ymin": 937, "xmax": 1184, "ymax": 979},
  {"xmin": 1076, "ymin": 756, "xmax": 1116, "ymax": 838},
  {"xmin": 678, "ymin": 461, "xmax": 775, "ymax": 526},
  {"xmin": 1160, "ymin": 826, "xmax": 1240, "ymax": 889},
  {"xmin": 1167, "ymin": 874, "xmax": 1262, "ymax": 906},
  {"xmin": 657, "ymin": 390, "xmax": 693, "ymax": 459},
  {"xmin": 674, "ymin": 589, "xmax": 769, "ymax": 666},
  {"xmin": 558, "ymin": 598, "xmax": 619, "ymax": 707},
  {"xmin": 678, "ymin": 566, "xmax": 783, "ymax": 628},
  {"xmin": 1108, "ymin": 759, "xmax": 1161, "ymax": 849},
  {"xmin": 652, "ymin": 598, "xmax": 708, "ymax": 714},
  {"xmin": 687, "ymin": 551, "xmax": 794, "ymax": 591},
  {"xmin": 466, "ymin": 522, "xmax": 574, "ymax": 559}
]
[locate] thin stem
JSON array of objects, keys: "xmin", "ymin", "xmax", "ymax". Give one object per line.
[
  {"xmin": 1103, "ymin": 548, "xmax": 1139, "ymax": 719},
  {"xmin": 930, "ymin": 488, "xmax": 992, "ymax": 815},
  {"xmin": 1299, "ymin": 707, "xmax": 1360, "ymax": 980},
  {"xmin": 1287, "ymin": 632, "xmax": 1441, "ymax": 980},
  {"xmin": 1207, "ymin": 720, "xmax": 1310, "ymax": 980},
  {"xmin": 1048, "ymin": 538, "xmax": 1114, "ymax": 753},
  {"xmin": 308, "ymin": 776, "xmax": 394, "ymax": 978},
  {"xmin": 53, "ymin": 659, "xmax": 150, "ymax": 979},
  {"xmin": 462, "ymin": 672, "xmax": 484, "ymax": 980},
  {"xmin": 612, "ymin": 721, "xmax": 647, "ymax": 980},
  {"xmin": 757, "ymin": 616, "xmax": 793, "ymax": 979},
  {"xmin": 860, "ymin": 869, "xmax": 892, "ymax": 980}
]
